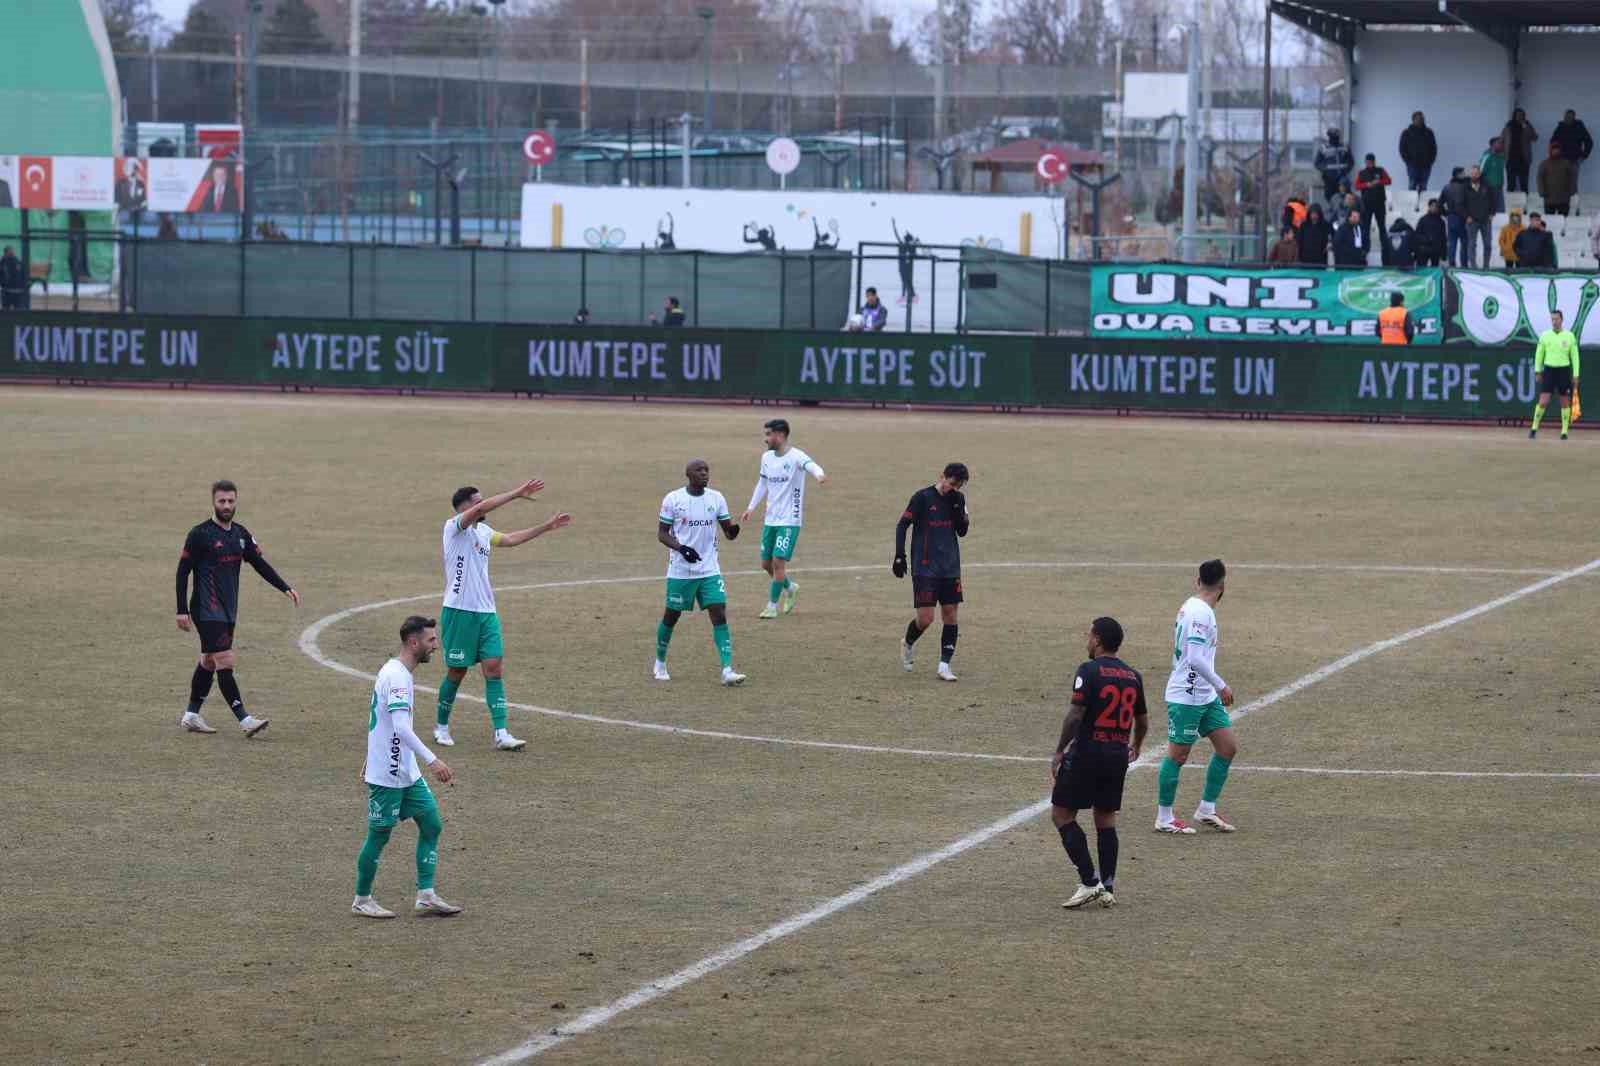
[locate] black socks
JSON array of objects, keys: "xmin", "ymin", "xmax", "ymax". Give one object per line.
[
  {"xmin": 1057, "ymin": 822, "xmax": 1098, "ymax": 887},
  {"xmin": 940, "ymin": 624, "xmax": 958, "ymax": 663},
  {"xmin": 187, "ymin": 664, "xmax": 214, "ymax": 714},
  {"xmin": 1096, "ymin": 827, "xmax": 1119, "ymax": 891},
  {"xmin": 904, "ymin": 620, "xmax": 925, "ymax": 645},
  {"xmin": 216, "ymin": 669, "xmax": 246, "ymax": 722}
]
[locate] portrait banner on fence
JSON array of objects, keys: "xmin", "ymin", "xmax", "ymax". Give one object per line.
[
  {"xmin": 1089, "ymin": 264, "xmax": 1443, "ymax": 344},
  {"xmin": 1444, "ymin": 269, "xmax": 1600, "ymax": 347}
]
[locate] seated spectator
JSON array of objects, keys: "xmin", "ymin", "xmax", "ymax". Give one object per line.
[
  {"xmin": 1268, "ymin": 225, "xmax": 1300, "ymax": 264},
  {"xmin": 859, "ymin": 287, "xmax": 888, "ymax": 331},
  {"xmin": 1513, "ymin": 213, "xmax": 1556, "ymax": 270},
  {"xmin": 1498, "ymin": 209, "xmax": 1525, "ymax": 271},
  {"xmin": 1332, "ymin": 208, "xmax": 1369, "ymax": 266},
  {"xmin": 1538, "ymin": 143, "xmax": 1578, "ymax": 216},
  {"xmin": 1297, "ymin": 204, "xmax": 1331, "ymax": 266},
  {"xmin": 1384, "ymin": 216, "xmax": 1416, "ymax": 268},
  {"xmin": 1550, "ymin": 109, "xmax": 1593, "ymax": 186},
  {"xmin": 1413, "ymin": 199, "xmax": 1447, "ymax": 267}
]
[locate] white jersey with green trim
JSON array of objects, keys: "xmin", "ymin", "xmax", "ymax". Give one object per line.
[
  {"xmin": 1165, "ymin": 595, "xmax": 1226, "ymax": 705},
  {"xmin": 365, "ymin": 658, "xmax": 431, "ymax": 787},
  {"xmin": 747, "ymin": 447, "xmax": 825, "ymax": 528},
  {"xmin": 442, "ymin": 516, "xmax": 497, "ymax": 614},
  {"xmin": 660, "ymin": 487, "xmax": 729, "ymax": 580}
]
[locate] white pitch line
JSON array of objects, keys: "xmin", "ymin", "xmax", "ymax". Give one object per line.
[
  {"xmin": 1232, "ymin": 764, "xmax": 1600, "ymax": 781},
  {"xmin": 297, "ymin": 559, "xmax": 1572, "ymax": 768},
  {"xmin": 474, "ymin": 556, "xmax": 1600, "ymax": 1064}
]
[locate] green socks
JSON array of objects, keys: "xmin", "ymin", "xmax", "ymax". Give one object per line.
[
  {"xmin": 1561, "ymin": 405, "xmax": 1571, "ymax": 434},
  {"xmin": 414, "ymin": 809, "xmax": 442, "ymax": 891},
  {"xmin": 436, "ymin": 674, "xmax": 461, "ymax": 726},
  {"xmin": 1203, "ymin": 753, "xmax": 1233, "ymax": 803},
  {"xmin": 484, "ymin": 676, "xmax": 507, "ymax": 731},
  {"xmin": 656, "ymin": 621, "xmax": 674, "ymax": 662},
  {"xmin": 1157, "ymin": 756, "xmax": 1182, "ymax": 807},
  {"xmin": 1532, "ymin": 403, "xmax": 1546, "ymax": 430},
  {"xmin": 712, "ymin": 623, "xmax": 733, "ymax": 668},
  {"xmin": 355, "ymin": 827, "xmax": 391, "ymax": 896},
  {"xmin": 769, "ymin": 580, "xmax": 785, "ymax": 605}
]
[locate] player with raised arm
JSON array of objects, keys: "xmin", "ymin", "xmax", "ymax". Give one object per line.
[
  {"xmin": 1156, "ymin": 559, "xmax": 1239, "ymax": 834},
  {"xmin": 434, "ymin": 480, "xmax": 572, "ymax": 751},
  {"xmin": 175, "ymin": 479, "xmax": 300, "ymax": 737},
  {"xmin": 1051, "ymin": 617, "xmax": 1148, "ymax": 909},
  {"xmin": 655, "ymin": 459, "xmax": 746, "ymax": 686},
  {"xmin": 740, "ymin": 418, "xmax": 828, "ymax": 619},
  {"xmin": 893, "ymin": 462, "xmax": 970, "ymax": 681},
  {"xmin": 353, "ymin": 615, "xmax": 461, "ymax": 919}
]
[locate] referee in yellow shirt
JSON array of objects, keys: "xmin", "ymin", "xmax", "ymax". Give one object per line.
[{"xmin": 1530, "ymin": 310, "xmax": 1581, "ymax": 440}]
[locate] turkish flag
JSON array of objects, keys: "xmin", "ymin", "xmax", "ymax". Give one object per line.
[{"xmin": 18, "ymin": 156, "xmax": 51, "ymax": 209}]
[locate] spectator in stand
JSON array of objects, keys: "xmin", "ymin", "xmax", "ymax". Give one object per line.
[
  {"xmin": 1513, "ymin": 213, "xmax": 1556, "ymax": 270},
  {"xmin": 1297, "ymin": 204, "xmax": 1332, "ymax": 266},
  {"xmin": 573, "ymin": 307, "xmax": 591, "ymax": 325},
  {"xmin": 1280, "ymin": 195, "xmax": 1308, "ymax": 235},
  {"xmin": 662, "ymin": 296, "xmax": 686, "ymax": 326},
  {"xmin": 1502, "ymin": 108, "xmax": 1539, "ymax": 195},
  {"xmin": 1440, "ymin": 167, "xmax": 1470, "ymax": 267},
  {"xmin": 1463, "ymin": 165, "xmax": 1495, "ymax": 268},
  {"xmin": 1399, "ymin": 111, "xmax": 1438, "ymax": 198},
  {"xmin": 1414, "ymin": 199, "xmax": 1447, "ymax": 268},
  {"xmin": 1268, "ymin": 225, "xmax": 1300, "ymax": 265},
  {"xmin": 156, "ymin": 213, "xmax": 178, "ymax": 240},
  {"xmin": 1478, "ymin": 137, "xmax": 1507, "ymax": 213},
  {"xmin": 1550, "ymin": 109, "xmax": 1593, "ymax": 191},
  {"xmin": 1499, "ymin": 208, "xmax": 1525, "ymax": 271},
  {"xmin": 1592, "ymin": 218, "xmax": 1600, "ymax": 263},
  {"xmin": 0, "ymin": 245, "xmax": 24, "ymax": 311},
  {"xmin": 1538, "ymin": 143, "xmax": 1579, "ymax": 217},
  {"xmin": 1355, "ymin": 154, "xmax": 1392, "ymax": 252},
  {"xmin": 1314, "ymin": 129, "xmax": 1354, "ymax": 214},
  {"xmin": 1333, "ymin": 207, "xmax": 1369, "ymax": 266},
  {"xmin": 1384, "ymin": 216, "xmax": 1416, "ymax": 268},
  {"xmin": 859, "ymin": 287, "xmax": 888, "ymax": 331}
]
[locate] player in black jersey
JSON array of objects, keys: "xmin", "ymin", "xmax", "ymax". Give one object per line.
[
  {"xmin": 1050, "ymin": 616, "xmax": 1148, "ymax": 909},
  {"xmin": 175, "ymin": 480, "xmax": 300, "ymax": 737},
  {"xmin": 892, "ymin": 462, "xmax": 969, "ymax": 681}
]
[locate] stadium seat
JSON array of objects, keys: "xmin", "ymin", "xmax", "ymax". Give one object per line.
[{"xmin": 1505, "ymin": 192, "xmax": 1529, "ymax": 212}]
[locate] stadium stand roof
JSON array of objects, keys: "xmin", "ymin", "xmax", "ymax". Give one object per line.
[{"xmin": 1272, "ymin": 1, "xmax": 1600, "ymax": 48}]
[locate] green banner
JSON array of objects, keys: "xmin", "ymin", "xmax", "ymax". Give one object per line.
[
  {"xmin": 1445, "ymin": 269, "xmax": 1600, "ymax": 346},
  {"xmin": 1089, "ymin": 264, "xmax": 1444, "ymax": 345},
  {"xmin": 4, "ymin": 311, "xmax": 1546, "ymax": 420}
]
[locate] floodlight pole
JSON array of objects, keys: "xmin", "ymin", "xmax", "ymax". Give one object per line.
[
  {"xmin": 1181, "ymin": 19, "xmax": 1200, "ymax": 263},
  {"xmin": 1260, "ymin": 0, "xmax": 1272, "ymax": 261},
  {"xmin": 698, "ymin": 8, "xmax": 715, "ymax": 135}
]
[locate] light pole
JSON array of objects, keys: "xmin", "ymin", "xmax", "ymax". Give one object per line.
[
  {"xmin": 245, "ymin": 0, "xmax": 263, "ymax": 241},
  {"xmin": 698, "ymin": 8, "xmax": 715, "ymax": 136},
  {"xmin": 1168, "ymin": 20, "xmax": 1201, "ymax": 262}
]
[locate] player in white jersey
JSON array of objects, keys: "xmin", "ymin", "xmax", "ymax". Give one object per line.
[
  {"xmin": 434, "ymin": 479, "xmax": 572, "ymax": 751},
  {"xmin": 1156, "ymin": 559, "xmax": 1239, "ymax": 834},
  {"xmin": 740, "ymin": 419, "xmax": 828, "ymax": 619},
  {"xmin": 655, "ymin": 459, "xmax": 746, "ymax": 685},
  {"xmin": 353, "ymin": 615, "xmax": 461, "ymax": 919}
]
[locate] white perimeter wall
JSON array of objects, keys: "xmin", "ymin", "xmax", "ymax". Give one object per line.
[
  {"xmin": 1352, "ymin": 30, "xmax": 1600, "ymax": 189},
  {"xmin": 519, "ymin": 185, "xmax": 1064, "ymax": 331}
]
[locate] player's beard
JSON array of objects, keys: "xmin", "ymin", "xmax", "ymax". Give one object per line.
[{"xmin": 214, "ymin": 505, "xmax": 234, "ymax": 524}]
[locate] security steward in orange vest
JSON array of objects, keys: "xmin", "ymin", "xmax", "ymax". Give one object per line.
[{"xmin": 1379, "ymin": 291, "xmax": 1415, "ymax": 345}]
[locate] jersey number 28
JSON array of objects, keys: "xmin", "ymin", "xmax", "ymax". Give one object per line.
[{"xmin": 1094, "ymin": 685, "xmax": 1138, "ymax": 730}]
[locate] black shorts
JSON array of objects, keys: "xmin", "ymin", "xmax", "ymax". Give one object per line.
[
  {"xmin": 196, "ymin": 621, "xmax": 235, "ymax": 654},
  {"xmin": 913, "ymin": 575, "xmax": 963, "ymax": 607},
  {"xmin": 1051, "ymin": 752, "xmax": 1128, "ymax": 812},
  {"xmin": 1540, "ymin": 365, "xmax": 1574, "ymax": 397}
]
